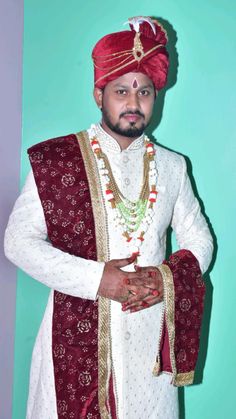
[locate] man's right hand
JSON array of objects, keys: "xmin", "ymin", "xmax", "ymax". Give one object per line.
[{"xmin": 97, "ymin": 256, "xmax": 150, "ymax": 303}]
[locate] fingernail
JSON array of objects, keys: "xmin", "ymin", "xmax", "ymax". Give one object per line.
[
  {"xmin": 123, "ymin": 277, "xmax": 130, "ymax": 285},
  {"xmin": 151, "ymin": 289, "xmax": 160, "ymax": 296},
  {"xmin": 148, "ymin": 270, "xmax": 156, "ymax": 278}
]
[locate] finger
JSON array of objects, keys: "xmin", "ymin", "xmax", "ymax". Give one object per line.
[
  {"xmin": 142, "ymin": 268, "xmax": 159, "ymax": 280},
  {"xmin": 122, "ymin": 289, "xmax": 151, "ymax": 307},
  {"xmin": 134, "ymin": 266, "xmax": 161, "ymax": 279},
  {"xmin": 127, "ymin": 288, "xmax": 161, "ymax": 297},
  {"xmin": 130, "ymin": 285, "xmax": 155, "ymax": 297},
  {"xmin": 134, "ymin": 266, "xmax": 152, "ymax": 273},
  {"xmin": 150, "ymin": 289, "xmax": 160, "ymax": 297},
  {"xmin": 124, "ymin": 274, "xmax": 163, "ymax": 300},
  {"xmin": 144, "ymin": 290, "xmax": 163, "ymax": 301},
  {"xmin": 123, "ymin": 293, "xmax": 162, "ymax": 311},
  {"xmin": 140, "ymin": 269, "xmax": 163, "ymax": 289},
  {"xmin": 121, "ymin": 294, "xmax": 141, "ymax": 308},
  {"xmin": 113, "ymin": 255, "xmax": 136, "ymax": 268},
  {"xmin": 124, "ymin": 271, "xmax": 149, "ymax": 281},
  {"xmin": 123, "ymin": 277, "xmax": 130, "ymax": 285},
  {"xmin": 124, "ymin": 299, "xmax": 152, "ymax": 312},
  {"xmin": 132, "ymin": 267, "xmax": 161, "ymax": 282},
  {"xmin": 129, "ymin": 297, "xmax": 160, "ymax": 312},
  {"xmin": 127, "ymin": 276, "xmax": 159, "ymax": 289},
  {"xmin": 125, "ymin": 277, "xmax": 146, "ymax": 286},
  {"xmin": 121, "ymin": 276, "xmax": 146, "ymax": 289},
  {"xmin": 130, "ymin": 298, "xmax": 159, "ymax": 312},
  {"xmin": 148, "ymin": 270, "xmax": 158, "ymax": 278}
]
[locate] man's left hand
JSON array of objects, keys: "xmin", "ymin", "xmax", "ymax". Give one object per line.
[{"xmin": 122, "ymin": 266, "xmax": 164, "ymax": 313}]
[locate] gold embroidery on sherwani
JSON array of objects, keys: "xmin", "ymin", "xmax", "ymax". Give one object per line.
[
  {"xmin": 155, "ymin": 264, "xmax": 177, "ymax": 381},
  {"xmin": 175, "ymin": 371, "xmax": 194, "ymax": 386},
  {"xmin": 76, "ymin": 131, "xmax": 114, "ymax": 419}
]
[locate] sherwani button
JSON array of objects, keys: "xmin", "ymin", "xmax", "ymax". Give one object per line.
[
  {"xmin": 125, "ymin": 331, "xmax": 131, "ymax": 340},
  {"xmin": 124, "ymin": 178, "xmax": 130, "ymax": 186}
]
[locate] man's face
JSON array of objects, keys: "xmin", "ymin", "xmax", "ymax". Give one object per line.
[{"xmin": 94, "ymin": 72, "xmax": 156, "ymax": 138}]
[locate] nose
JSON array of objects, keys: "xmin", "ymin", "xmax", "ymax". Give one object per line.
[{"xmin": 126, "ymin": 93, "xmax": 140, "ymax": 111}]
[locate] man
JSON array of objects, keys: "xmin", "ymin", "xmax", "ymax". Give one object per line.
[{"xmin": 5, "ymin": 16, "xmax": 213, "ymax": 419}]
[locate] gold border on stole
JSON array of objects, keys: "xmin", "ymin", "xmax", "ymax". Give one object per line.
[
  {"xmin": 76, "ymin": 131, "xmax": 116, "ymax": 418},
  {"xmin": 155, "ymin": 264, "xmax": 195, "ymax": 386}
]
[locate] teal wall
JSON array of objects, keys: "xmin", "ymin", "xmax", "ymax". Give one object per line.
[{"xmin": 14, "ymin": 1, "xmax": 236, "ymax": 418}]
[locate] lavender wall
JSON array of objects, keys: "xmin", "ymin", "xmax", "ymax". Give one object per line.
[{"xmin": 0, "ymin": 1, "xmax": 24, "ymax": 418}]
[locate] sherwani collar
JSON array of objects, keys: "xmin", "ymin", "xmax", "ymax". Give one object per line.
[{"xmin": 92, "ymin": 123, "xmax": 145, "ymax": 153}]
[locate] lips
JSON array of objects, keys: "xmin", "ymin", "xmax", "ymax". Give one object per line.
[{"xmin": 123, "ymin": 114, "xmax": 141, "ymax": 122}]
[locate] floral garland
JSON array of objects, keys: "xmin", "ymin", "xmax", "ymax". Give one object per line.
[{"xmin": 90, "ymin": 129, "xmax": 158, "ymax": 258}]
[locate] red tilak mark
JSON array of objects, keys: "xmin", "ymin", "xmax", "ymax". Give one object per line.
[{"xmin": 133, "ymin": 78, "xmax": 138, "ymax": 88}]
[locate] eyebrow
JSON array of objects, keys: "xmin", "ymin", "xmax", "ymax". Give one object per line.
[
  {"xmin": 112, "ymin": 84, "xmax": 129, "ymax": 88},
  {"xmin": 113, "ymin": 83, "xmax": 154, "ymax": 90},
  {"xmin": 138, "ymin": 84, "xmax": 154, "ymax": 90}
]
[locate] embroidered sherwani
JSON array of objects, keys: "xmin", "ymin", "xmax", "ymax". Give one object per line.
[{"xmin": 4, "ymin": 124, "xmax": 213, "ymax": 419}]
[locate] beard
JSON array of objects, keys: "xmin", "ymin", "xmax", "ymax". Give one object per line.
[{"xmin": 102, "ymin": 105, "xmax": 148, "ymax": 138}]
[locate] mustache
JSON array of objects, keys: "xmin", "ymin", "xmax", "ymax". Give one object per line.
[{"xmin": 119, "ymin": 110, "xmax": 145, "ymax": 119}]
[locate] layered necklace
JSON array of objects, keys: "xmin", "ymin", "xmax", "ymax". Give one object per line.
[{"xmin": 90, "ymin": 125, "xmax": 158, "ymax": 259}]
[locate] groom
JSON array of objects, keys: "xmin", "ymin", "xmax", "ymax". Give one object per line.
[{"xmin": 5, "ymin": 16, "xmax": 213, "ymax": 419}]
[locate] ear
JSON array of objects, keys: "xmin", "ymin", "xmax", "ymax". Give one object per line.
[{"xmin": 93, "ymin": 87, "xmax": 103, "ymax": 109}]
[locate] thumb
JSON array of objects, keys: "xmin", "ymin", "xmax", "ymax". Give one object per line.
[{"xmin": 112, "ymin": 255, "xmax": 136, "ymax": 268}]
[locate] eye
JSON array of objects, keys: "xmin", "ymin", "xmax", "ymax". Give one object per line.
[
  {"xmin": 139, "ymin": 89, "xmax": 150, "ymax": 96},
  {"xmin": 116, "ymin": 89, "xmax": 127, "ymax": 95}
]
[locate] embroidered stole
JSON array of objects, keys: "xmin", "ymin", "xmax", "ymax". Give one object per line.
[
  {"xmin": 28, "ymin": 132, "xmax": 116, "ymax": 419},
  {"xmin": 154, "ymin": 249, "xmax": 205, "ymax": 386}
]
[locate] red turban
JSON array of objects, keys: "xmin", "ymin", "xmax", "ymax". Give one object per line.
[{"xmin": 92, "ymin": 16, "xmax": 169, "ymax": 90}]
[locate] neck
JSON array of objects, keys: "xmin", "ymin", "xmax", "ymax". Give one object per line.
[{"xmin": 101, "ymin": 120, "xmax": 140, "ymax": 150}]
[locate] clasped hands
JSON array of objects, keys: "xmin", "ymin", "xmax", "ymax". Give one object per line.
[{"xmin": 97, "ymin": 256, "xmax": 163, "ymax": 313}]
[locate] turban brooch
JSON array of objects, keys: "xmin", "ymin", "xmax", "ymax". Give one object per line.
[{"xmin": 92, "ymin": 16, "xmax": 169, "ymax": 90}]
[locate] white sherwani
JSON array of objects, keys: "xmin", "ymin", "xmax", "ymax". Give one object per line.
[{"xmin": 4, "ymin": 124, "xmax": 213, "ymax": 419}]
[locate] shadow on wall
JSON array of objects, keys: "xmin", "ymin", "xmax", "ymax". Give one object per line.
[{"xmin": 146, "ymin": 16, "xmax": 217, "ymax": 419}]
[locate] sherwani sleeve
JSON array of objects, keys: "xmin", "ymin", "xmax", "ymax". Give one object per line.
[
  {"xmin": 4, "ymin": 170, "xmax": 105, "ymax": 299},
  {"xmin": 170, "ymin": 156, "xmax": 213, "ymax": 274}
]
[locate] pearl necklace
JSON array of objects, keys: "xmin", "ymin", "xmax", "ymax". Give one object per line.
[{"xmin": 90, "ymin": 126, "xmax": 158, "ymax": 258}]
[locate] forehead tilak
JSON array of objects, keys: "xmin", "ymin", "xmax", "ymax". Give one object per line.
[{"xmin": 132, "ymin": 77, "xmax": 138, "ymax": 88}]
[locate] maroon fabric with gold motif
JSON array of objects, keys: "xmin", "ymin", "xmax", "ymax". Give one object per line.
[
  {"xmin": 160, "ymin": 249, "xmax": 205, "ymax": 383},
  {"xmin": 28, "ymin": 135, "xmax": 104, "ymax": 418}
]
